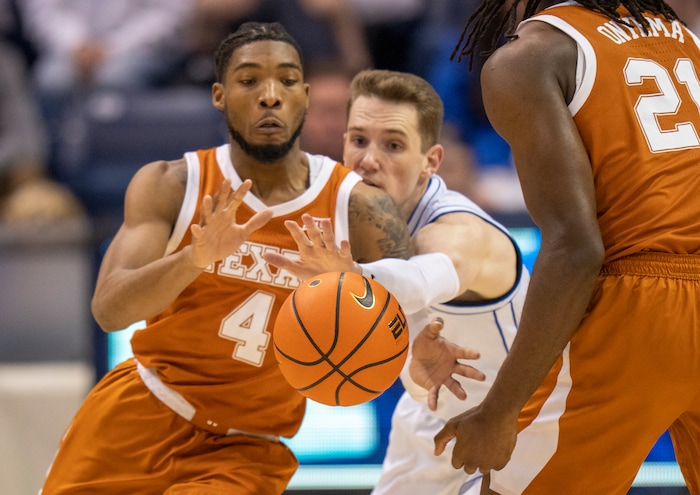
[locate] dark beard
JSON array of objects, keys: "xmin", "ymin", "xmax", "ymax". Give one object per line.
[{"xmin": 228, "ymin": 116, "xmax": 305, "ymax": 163}]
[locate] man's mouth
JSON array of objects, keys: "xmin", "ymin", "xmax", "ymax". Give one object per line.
[{"xmin": 257, "ymin": 117, "xmax": 283, "ymax": 129}]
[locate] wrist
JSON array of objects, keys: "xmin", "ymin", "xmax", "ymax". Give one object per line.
[
  {"xmin": 479, "ymin": 386, "xmax": 524, "ymax": 423},
  {"xmin": 183, "ymin": 246, "xmax": 208, "ymax": 272}
]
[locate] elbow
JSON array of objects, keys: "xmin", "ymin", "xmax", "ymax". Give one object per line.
[
  {"xmin": 581, "ymin": 235, "xmax": 605, "ymax": 269},
  {"xmin": 91, "ymin": 295, "xmax": 126, "ymax": 333},
  {"xmin": 539, "ymin": 227, "xmax": 604, "ymax": 283},
  {"xmin": 565, "ymin": 235, "xmax": 605, "ymax": 282}
]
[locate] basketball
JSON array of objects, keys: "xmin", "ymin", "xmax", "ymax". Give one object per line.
[{"xmin": 273, "ymin": 271, "xmax": 409, "ymax": 407}]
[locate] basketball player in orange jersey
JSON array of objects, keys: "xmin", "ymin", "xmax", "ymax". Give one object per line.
[
  {"xmin": 430, "ymin": 2, "xmax": 700, "ymax": 494},
  {"xmin": 40, "ymin": 22, "xmax": 411, "ymax": 495}
]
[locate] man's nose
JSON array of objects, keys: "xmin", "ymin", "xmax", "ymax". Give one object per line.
[
  {"xmin": 354, "ymin": 146, "xmax": 381, "ymax": 173},
  {"xmin": 359, "ymin": 144, "xmax": 379, "ymax": 170},
  {"xmin": 259, "ymin": 81, "xmax": 282, "ymax": 108}
]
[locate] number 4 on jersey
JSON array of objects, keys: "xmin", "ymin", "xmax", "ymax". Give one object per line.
[{"xmin": 219, "ymin": 291, "xmax": 274, "ymax": 366}]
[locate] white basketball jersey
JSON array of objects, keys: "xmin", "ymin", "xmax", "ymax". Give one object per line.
[{"xmin": 400, "ymin": 175, "xmax": 530, "ymax": 421}]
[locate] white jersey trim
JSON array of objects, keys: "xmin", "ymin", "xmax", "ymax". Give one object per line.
[
  {"xmin": 137, "ymin": 359, "xmax": 196, "ymax": 421},
  {"xmin": 334, "ymin": 170, "xmax": 361, "ymax": 244},
  {"xmin": 165, "ymin": 146, "xmax": 352, "ymax": 254},
  {"xmin": 489, "ymin": 344, "xmax": 572, "ymax": 494},
  {"xmin": 216, "ymin": 146, "xmax": 341, "ymax": 217},
  {"xmin": 165, "ymin": 151, "xmax": 201, "ymax": 256},
  {"xmin": 136, "ymin": 359, "xmax": 281, "ymax": 442},
  {"xmin": 522, "ymin": 14, "xmax": 597, "ymax": 117}
]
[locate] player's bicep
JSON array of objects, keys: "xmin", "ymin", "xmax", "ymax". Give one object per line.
[
  {"xmin": 413, "ymin": 216, "xmax": 484, "ymax": 286},
  {"xmin": 97, "ymin": 161, "xmax": 185, "ymax": 277},
  {"xmin": 347, "ymin": 182, "xmax": 411, "ymax": 263}
]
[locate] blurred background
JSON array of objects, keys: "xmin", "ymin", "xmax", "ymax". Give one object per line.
[{"xmin": 0, "ymin": 0, "xmax": 692, "ymax": 493}]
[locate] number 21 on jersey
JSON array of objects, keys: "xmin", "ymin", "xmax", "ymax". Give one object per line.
[{"xmin": 625, "ymin": 57, "xmax": 700, "ymax": 152}]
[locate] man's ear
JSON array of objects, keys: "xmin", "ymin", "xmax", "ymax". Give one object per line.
[
  {"xmin": 425, "ymin": 143, "xmax": 444, "ymax": 176},
  {"xmin": 212, "ymin": 82, "xmax": 225, "ymax": 112}
]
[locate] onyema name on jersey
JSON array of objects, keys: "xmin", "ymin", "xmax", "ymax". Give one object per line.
[{"xmin": 597, "ymin": 15, "xmax": 685, "ymax": 45}]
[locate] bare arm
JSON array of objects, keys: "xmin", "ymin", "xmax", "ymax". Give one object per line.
[
  {"xmin": 434, "ymin": 21, "xmax": 604, "ymax": 471},
  {"xmin": 264, "ymin": 199, "xmax": 516, "ymax": 304},
  {"xmin": 259, "ymin": 182, "xmax": 411, "ymax": 274},
  {"xmin": 92, "ymin": 160, "xmax": 272, "ymax": 331},
  {"xmin": 413, "ymin": 212, "xmax": 517, "ymax": 301},
  {"xmin": 348, "ymin": 181, "xmax": 412, "ymax": 262}
]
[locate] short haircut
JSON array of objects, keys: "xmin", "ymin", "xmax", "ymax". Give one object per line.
[
  {"xmin": 214, "ymin": 22, "xmax": 304, "ymax": 83},
  {"xmin": 348, "ymin": 69, "xmax": 444, "ymax": 152}
]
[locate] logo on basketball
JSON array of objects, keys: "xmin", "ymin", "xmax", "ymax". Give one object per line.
[{"xmin": 350, "ymin": 276, "xmax": 375, "ymax": 309}]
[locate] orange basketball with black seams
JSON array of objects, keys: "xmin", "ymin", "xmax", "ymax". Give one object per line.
[{"xmin": 273, "ymin": 271, "xmax": 409, "ymax": 406}]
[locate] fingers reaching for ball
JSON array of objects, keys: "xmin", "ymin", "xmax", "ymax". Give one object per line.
[
  {"xmin": 262, "ymin": 213, "xmax": 356, "ymax": 280},
  {"xmin": 189, "ymin": 179, "xmax": 273, "ymax": 269}
]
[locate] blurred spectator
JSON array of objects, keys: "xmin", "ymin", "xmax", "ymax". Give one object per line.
[
  {"xmin": 186, "ymin": 0, "xmax": 260, "ymax": 84},
  {"xmin": 187, "ymin": 0, "xmax": 371, "ymax": 85},
  {"xmin": 0, "ymin": 37, "xmax": 85, "ymax": 225},
  {"xmin": 434, "ymin": 123, "xmax": 481, "ymax": 202},
  {"xmin": 18, "ymin": 0, "xmax": 192, "ymax": 123},
  {"xmin": 300, "ymin": 61, "xmax": 353, "ymax": 162},
  {"xmin": 666, "ymin": 0, "xmax": 700, "ymax": 33},
  {"xmin": 350, "ymin": 0, "xmax": 426, "ymax": 73},
  {"xmin": 414, "ymin": 0, "xmax": 525, "ymax": 213},
  {"xmin": 0, "ymin": 0, "xmax": 35, "ymax": 65}
]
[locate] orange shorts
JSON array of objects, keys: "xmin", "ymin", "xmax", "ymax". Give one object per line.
[
  {"xmin": 41, "ymin": 359, "xmax": 298, "ymax": 495},
  {"xmin": 491, "ymin": 253, "xmax": 700, "ymax": 495}
]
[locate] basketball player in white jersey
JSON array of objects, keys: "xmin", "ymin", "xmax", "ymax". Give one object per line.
[{"xmin": 264, "ymin": 69, "xmax": 531, "ymax": 495}]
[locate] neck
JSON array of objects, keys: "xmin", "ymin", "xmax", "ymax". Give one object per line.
[
  {"xmin": 401, "ymin": 177, "xmax": 432, "ymax": 222},
  {"xmin": 229, "ymin": 145, "xmax": 310, "ymax": 205}
]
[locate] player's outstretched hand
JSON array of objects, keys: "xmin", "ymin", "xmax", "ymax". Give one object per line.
[
  {"xmin": 434, "ymin": 403, "xmax": 517, "ymax": 475},
  {"xmin": 189, "ymin": 179, "xmax": 273, "ymax": 269},
  {"xmin": 262, "ymin": 213, "xmax": 357, "ymax": 280},
  {"xmin": 409, "ymin": 317, "xmax": 485, "ymax": 411}
]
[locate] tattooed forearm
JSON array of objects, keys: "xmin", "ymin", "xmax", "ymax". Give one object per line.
[{"xmin": 348, "ymin": 186, "xmax": 412, "ymax": 262}]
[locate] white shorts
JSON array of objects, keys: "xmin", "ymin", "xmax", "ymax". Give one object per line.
[{"xmin": 372, "ymin": 392, "xmax": 482, "ymax": 495}]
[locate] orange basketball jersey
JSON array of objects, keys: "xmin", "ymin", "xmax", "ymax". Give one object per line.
[
  {"xmin": 530, "ymin": 4, "xmax": 700, "ymax": 261},
  {"xmin": 131, "ymin": 145, "xmax": 360, "ymax": 438}
]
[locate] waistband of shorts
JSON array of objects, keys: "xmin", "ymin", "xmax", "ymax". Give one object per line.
[
  {"xmin": 136, "ymin": 360, "xmax": 280, "ymax": 442},
  {"xmin": 601, "ymin": 252, "xmax": 700, "ymax": 280}
]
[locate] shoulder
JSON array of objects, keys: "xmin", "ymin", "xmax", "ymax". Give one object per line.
[
  {"xmin": 483, "ymin": 19, "xmax": 577, "ymax": 102},
  {"xmin": 128, "ymin": 158, "xmax": 187, "ymax": 198},
  {"xmin": 416, "ymin": 177, "xmax": 489, "ymax": 224},
  {"xmin": 123, "ymin": 158, "xmax": 187, "ymax": 227},
  {"xmin": 423, "ymin": 211, "xmax": 504, "ymax": 243}
]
